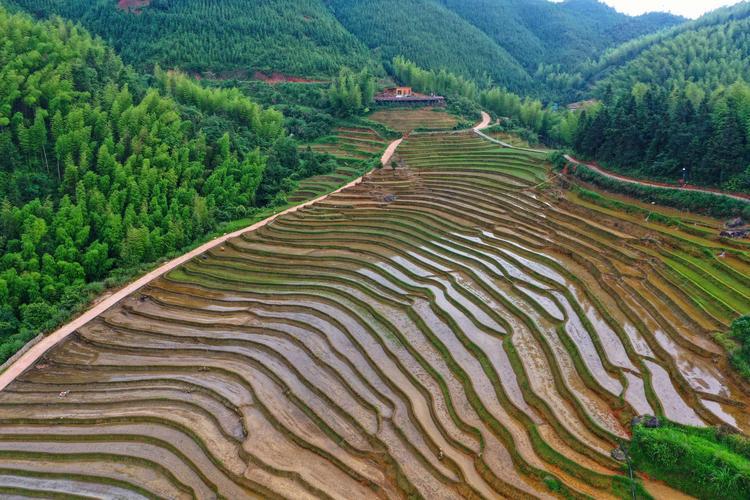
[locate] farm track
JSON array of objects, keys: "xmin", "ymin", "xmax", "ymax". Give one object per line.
[
  {"xmin": 0, "ymin": 132, "xmax": 748, "ymax": 498},
  {"xmin": 565, "ymin": 155, "xmax": 750, "ymax": 203}
]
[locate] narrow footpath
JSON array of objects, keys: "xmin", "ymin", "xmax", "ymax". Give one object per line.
[
  {"xmin": 472, "ymin": 113, "xmax": 548, "ymax": 154},
  {"xmin": 565, "ymin": 154, "xmax": 750, "ymax": 203}
]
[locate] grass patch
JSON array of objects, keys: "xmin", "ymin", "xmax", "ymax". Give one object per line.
[
  {"xmin": 716, "ymin": 316, "xmax": 750, "ymax": 380},
  {"xmin": 630, "ymin": 419, "xmax": 750, "ymax": 500}
]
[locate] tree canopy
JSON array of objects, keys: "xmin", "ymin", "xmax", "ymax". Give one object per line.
[
  {"xmin": 7, "ymin": 0, "xmax": 682, "ymax": 98},
  {"xmin": 0, "ymin": 7, "xmax": 323, "ymax": 361}
]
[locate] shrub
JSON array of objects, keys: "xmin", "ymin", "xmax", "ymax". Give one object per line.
[
  {"xmin": 547, "ymin": 150, "xmax": 566, "ymax": 170},
  {"xmin": 729, "ymin": 316, "xmax": 750, "ymax": 379}
]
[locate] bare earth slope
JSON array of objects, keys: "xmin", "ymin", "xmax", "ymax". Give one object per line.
[{"xmin": 0, "ymin": 131, "xmax": 747, "ymax": 498}]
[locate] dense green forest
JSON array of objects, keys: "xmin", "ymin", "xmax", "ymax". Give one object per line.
[
  {"xmin": 532, "ymin": 2, "xmax": 750, "ymax": 101},
  {"xmin": 4, "ymin": 0, "xmax": 374, "ymax": 77},
  {"xmin": 4, "ymin": 0, "xmax": 683, "ymax": 97},
  {"xmin": 596, "ymin": 10, "xmax": 750, "ymax": 95},
  {"xmin": 569, "ymin": 3, "xmax": 750, "ymax": 191},
  {"xmin": 0, "ymin": 7, "xmax": 331, "ymax": 360},
  {"xmin": 437, "ymin": 0, "xmax": 682, "ymax": 73},
  {"xmin": 582, "ymin": 3, "xmax": 750, "ymax": 94},
  {"xmin": 573, "ymin": 82, "xmax": 750, "ymax": 191},
  {"xmin": 326, "ymin": 0, "xmax": 533, "ymax": 92}
]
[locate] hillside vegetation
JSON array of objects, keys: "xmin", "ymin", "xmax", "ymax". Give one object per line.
[
  {"xmin": 6, "ymin": 0, "xmax": 683, "ymax": 96},
  {"xmin": 439, "ymin": 0, "xmax": 682, "ymax": 88},
  {"xmin": 586, "ymin": 2, "xmax": 750, "ymax": 94},
  {"xmin": 0, "ymin": 7, "xmax": 329, "ymax": 361},
  {"xmin": 572, "ymin": 3, "xmax": 750, "ymax": 192},
  {"xmin": 326, "ymin": 0, "xmax": 533, "ymax": 92},
  {"xmin": 5, "ymin": 0, "xmax": 374, "ymax": 76},
  {"xmin": 630, "ymin": 419, "xmax": 750, "ymax": 499}
]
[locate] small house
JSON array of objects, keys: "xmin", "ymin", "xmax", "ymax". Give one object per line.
[{"xmin": 374, "ymin": 87, "xmax": 445, "ymax": 107}]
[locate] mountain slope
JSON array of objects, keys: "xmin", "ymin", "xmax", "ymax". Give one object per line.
[
  {"xmin": 580, "ymin": 2, "xmax": 750, "ymax": 93},
  {"xmin": 437, "ymin": 0, "xmax": 684, "ymax": 71},
  {"xmin": 5, "ymin": 0, "xmax": 683, "ymax": 96},
  {"xmin": 571, "ymin": 3, "xmax": 750, "ymax": 192},
  {"xmin": 594, "ymin": 3, "xmax": 750, "ymax": 94},
  {"xmin": 5, "ymin": 0, "xmax": 375, "ymax": 77},
  {"xmin": 325, "ymin": 0, "xmax": 534, "ymax": 92}
]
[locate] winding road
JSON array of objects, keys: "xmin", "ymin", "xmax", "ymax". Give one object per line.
[
  {"xmin": 0, "ymin": 115, "xmax": 489, "ymax": 392},
  {"xmin": 473, "ymin": 111, "xmax": 492, "ymax": 131},
  {"xmin": 565, "ymin": 154, "xmax": 750, "ymax": 203}
]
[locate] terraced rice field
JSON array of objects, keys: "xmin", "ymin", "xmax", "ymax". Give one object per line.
[
  {"xmin": 292, "ymin": 126, "xmax": 390, "ymax": 203},
  {"xmin": 288, "ymin": 161, "xmax": 367, "ymax": 204},
  {"xmin": 307, "ymin": 126, "xmax": 390, "ymax": 161},
  {"xmin": 1, "ymin": 132, "xmax": 748, "ymax": 498},
  {"xmin": 566, "ymin": 189, "xmax": 750, "ymax": 327},
  {"xmin": 369, "ymin": 107, "xmax": 460, "ymax": 133}
]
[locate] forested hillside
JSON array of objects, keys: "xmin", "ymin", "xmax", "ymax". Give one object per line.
[
  {"xmin": 5, "ymin": 0, "xmax": 683, "ymax": 97},
  {"xmin": 326, "ymin": 0, "xmax": 681, "ymax": 95},
  {"xmin": 4, "ymin": 0, "xmax": 375, "ymax": 77},
  {"xmin": 438, "ymin": 0, "xmax": 683, "ymax": 72},
  {"xmin": 326, "ymin": 0, "xmax": 533, "ymax": 92},
  {"xmin": 0, "ymin": 7, "xmax": 326, "ymax": 360},
  {"xmin": 573, "ymin": 81, "xmax": 750, "ymax": 191},
  {"xmin": 595, "ymin": 6, "xmax": 750, "ymax": 94},
  {"xmin": 571, "ymin": 3, "xmax": 750, "ymax": 192}
]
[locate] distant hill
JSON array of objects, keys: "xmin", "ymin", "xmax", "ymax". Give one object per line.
[
  {"xmin": 325, "ymin": 0, "xmax": 534, "ymax": 92},
  {"xmin": 5, "ymin": 0, "xmax": 683, "ymax": 96},
  {"xmin": 571, "ymin": 2, "xmax": 750, "ymax": 192},
  {"xmin": 436, "ymin": 0, "xmax": 684, "ymax": 71},
  {"xmin": 590, "ymin": 2, "xmax": 750, "ymax": 95}
]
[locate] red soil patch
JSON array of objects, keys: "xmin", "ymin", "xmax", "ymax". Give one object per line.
[
  {"xmin": 253, "ymin": 71, "xmax": 326, "ymax": 84},
  {"xmin": 191, "ymin": 69, "xmax": 249, "ymax": 81},
  {"xmin": 117, "ymin": 0, "xmax": 150, "ymax": 14}
]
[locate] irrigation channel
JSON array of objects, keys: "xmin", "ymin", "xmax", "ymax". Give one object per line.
[{"xmin": 0, "ymin": 130, "xmax": 748, "ymax": 499}]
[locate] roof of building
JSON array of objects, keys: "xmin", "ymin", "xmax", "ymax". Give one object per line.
[{"xmin": 375, "ymin": 88, "xmax": 444, "ymax": 102}]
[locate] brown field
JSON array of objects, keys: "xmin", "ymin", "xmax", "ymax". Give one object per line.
[{"xmin": 369, "ymin": 107, "xmax": 460, "ymax": 133}]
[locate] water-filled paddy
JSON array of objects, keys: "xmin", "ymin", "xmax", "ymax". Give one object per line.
[{"xmin": 0, "ymin": 132, "xmax": 747, "ymax": 498}]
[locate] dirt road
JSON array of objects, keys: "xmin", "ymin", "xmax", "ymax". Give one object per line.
[
  {"xmin": 381, "ymin": 138, "xmax": 403, "ymax": 165},
  {"xmin": 473, "ymin": 111, "xmax": 492, "ymax": 131},
  {"xmin": 565, "ymin": 155, "xmax": 750, "ymax": 203},
  {"xmin": 0, "ymin": 136, "xmax": 406, "ymax": 391}
]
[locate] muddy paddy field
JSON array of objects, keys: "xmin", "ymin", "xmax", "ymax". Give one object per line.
[{"xmin": 0, "ymin": 131, "xmax": 748, "ymax": 499}]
